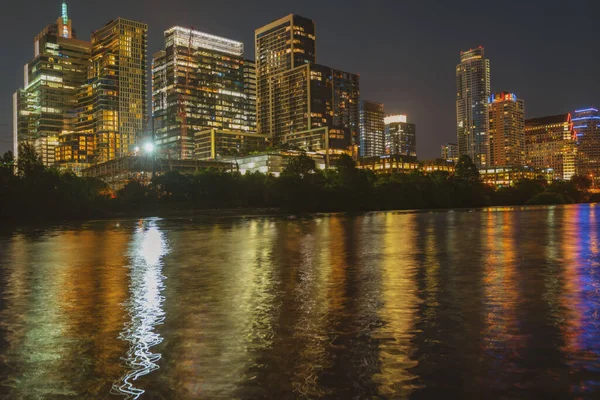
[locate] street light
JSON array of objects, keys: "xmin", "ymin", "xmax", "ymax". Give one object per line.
[{"xmin": 144, "ymin": 142, "xmax": 155, "ymax": 153}]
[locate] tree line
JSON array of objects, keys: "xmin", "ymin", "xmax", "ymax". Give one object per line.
[{"xmin": 0, "ymin": 144, "xmax": 596, "ymax": 221}]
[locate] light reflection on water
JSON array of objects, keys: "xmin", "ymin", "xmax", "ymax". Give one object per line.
[
  {"xmin": 0, "ymin": 205, "xmax": 599, "ymax": 398},
  {"xmin": 111, "ymin": 219, "xmax": 168, "ymax": 399}
]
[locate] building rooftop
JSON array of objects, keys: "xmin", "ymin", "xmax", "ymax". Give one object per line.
[
  {"xmin": 165, "ymin": 26, "xmax": 243, "ymax": 56},
  {"xmin": 525, "ymin": 114, "xmax": 569, "ymax": 127}
]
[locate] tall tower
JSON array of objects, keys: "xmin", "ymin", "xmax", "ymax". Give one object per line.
[
  {"xmin": 152, "ymin": 27, "xmax": 251, "ymax": 159},
  {"xmin": 359, "ymin": 101, "xmax": 385, "ymax": 157},
  {"xmin": 573, "ymin": 107, "xmax": 600, "ymax": 185},
  {"xmin": 243, "ymin": 59, "xmax": 257, "ymax": 133},
  {"xmin": 88, "ymin": 18, "xmax": 147, "ymax": 163},
  {"xmin": 255, "ymin": 15, "xmax": 316, "ymax": 137},
  {"xmin": 13, "ymin": 2, "xmax": 90, "ymax": 166},
  {"xmin": 488, "ymin": 92, "xmax": 525, "ymax": 167},
  {"xmin": 255, "ymin": 14, "xmax": 359, "ymax": 152},
  {"xmin": 385, "ymin": 115, "xmax": 417, "ymax": 157},
  {"xmin": 456, "ymin": 47, "xmax": 491, "ymax": 168}
]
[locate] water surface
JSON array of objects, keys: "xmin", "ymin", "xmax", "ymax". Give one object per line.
[{"xmin": 1, "ymin": 205, "xmax": 599, "ymax": 398}]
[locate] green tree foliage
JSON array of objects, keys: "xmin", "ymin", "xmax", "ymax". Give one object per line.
[
  {"xmin": 0, "ymin": 147, "xmax": 595, "ymax": 221},
  {"xmin": 281, "ymin": 152, "xmax": 316, "ymax": 177},
  {"xmin": 0, "ymin": 143, "xmax": 110, "ymax": 220},
  {"xmin": 526, "ymin": 192, "xmax": 569, "ymax": 205},
  {"xmin": 455, "ymin": 155, "xmax": 480, "ymax": 181}
]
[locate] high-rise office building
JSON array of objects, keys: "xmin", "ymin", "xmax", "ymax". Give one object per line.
[
  {"xmin": 572, "ymin": 107, "xmax": 600, "ymax": 185},
  {"xmin": 441, "ymin": 143, "xmax": 459, "ymax": 162},
  {"xmin": 152, "ymin": 27, "xmax": 254, "ymax": 159},
  {"xmin": 13, "ymin": 2, "xmax": 91, "ymax": 167},
  {"xmin": 87, "ymin": 18, "xmax": 147, "ymax": 163},
  {"xmin": 385, "ymin": 115, "xmax": 416, "ymax": 157},
  {"xmin": 488, "ymin": 92, "xmax": 525, "ymax": 167},
  {"xmin": 359, "ymin": 101, "xmax": 385, "ymax": 157},
  {"xmin": 243, "ymin": 59, "xmax": 257, "ymax": 132},
  {"xmin": 255, "ymin": 14, "xmax": 316, "ymax": 137},
  {"xmin": 525, "ymin": 113, "xmax": 577, "ymax": 181},
  {"xmin": 264, "ymin": 63, "xmax": 359, "ymax": 150},
  {"xmin": 332, "ymin": 69, "xmax": 360, "ymax": 147},
  {"xmin": 255, "ymin": 15, "xmax": 359, "ymax": 152},
  {"xmin": 456, "ymin": 47, "xmax": 491, "ymax": 168}
]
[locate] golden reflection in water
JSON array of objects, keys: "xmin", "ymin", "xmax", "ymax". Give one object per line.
[
  {"xmin": 481, "ymin": 210, "xmax": 522, "ymax": 379},
  {"xmin": 290, "ymin": 216, "xmax": 354, "ymax": 398},
  {"xmin": 59, "ymin": 229, "xmax": 130, "ymax": 393},
  {"xmin": 373, "ymin": 213, "xmax": 421, "ymax": 397},
  {"xmin": 111, "ymin": 219, "xmax": 168, "ymax": 399},
  {"xmin": 157, "ymin": 219, "xmax": 280, "ymax": 399},
  {"xmin": 422, "ymin": 215, "xmax": 441, "ymax": 321},
  {"xmin": 0, "ymin": 227, "xmax": 131, "ymax": 398},
  {"xmin": 560, "ymin": 206, "xmax": 584, "ymax": 359}
]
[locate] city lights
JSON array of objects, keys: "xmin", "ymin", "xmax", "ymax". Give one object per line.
[{"xmin": 144, "ymin": 142, "xmax": 154, "ymax": 153}]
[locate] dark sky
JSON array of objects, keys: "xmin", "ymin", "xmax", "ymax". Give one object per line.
[{"xmin": 1, "ymin": 0, "xmax": 599, "ymax": 158}]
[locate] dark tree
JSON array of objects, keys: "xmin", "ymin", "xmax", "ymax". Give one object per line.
[{"xmin": 455, "ymin": 155, "xmax": 480, "ymax": 181}]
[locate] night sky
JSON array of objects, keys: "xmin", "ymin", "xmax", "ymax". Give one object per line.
[{"xmin": 1, "ymin": 0, "xmax": 599, "ymax": 158}]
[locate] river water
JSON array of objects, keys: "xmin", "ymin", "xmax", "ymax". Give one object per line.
[{"xmin": 0, "ymin": 205, "xmax": 599, "ymax": 399}]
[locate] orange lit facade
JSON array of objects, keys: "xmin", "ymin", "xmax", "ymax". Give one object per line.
[
  {"xmin": 488, "ymin": 92, "xmax": 525, "ymax": 167},
  {"xmin": 525, "ymin": 113, "xmax": 577, "ymax": 181},
  {"xmin": 88, "ymin": 18, "xmax": 148, "ymax": 164}
]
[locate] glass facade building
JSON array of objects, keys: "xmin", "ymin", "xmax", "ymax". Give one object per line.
[
  {"xmin": 243, "ymin": 59, "xmax": 257, "ymax": 133},
  {"xmin": 359, "ymin": 101, "xmax": 385, "ymax": 157},
  {"xmin": 524, "ymin": 114, "xmax": 576, "ymax": 181},
  {"xmin": 152, "ymin": 27, "xmax": 256, "ymax": 160},
  {"xmin": 87, "ymin": 18, "xmax": 148, "ymax": 164},
  {"xmin": 456, "ymin": 47, "xmax": 491, "ymax": 168},
  {"xmin": 255, "ymin": 14, "xmax": 359, "ymax": 152},
  {"xmin": 194, "ymin": 129, "xmax": 268, "ymax": 160},
  {"xmin": 255, "ymin": 14, "xmax": 316, "ymax": 138},
  {"xmin": 488, "ymin": 92, "xmax": 525, "ymax": 167},
  {"xmin": 13, "ymin": 2, "xmax": 91, "ymax": 167},
  {"xmin": 572, "ymin": 108, "xmax": 600, "ymax": 185},
  {"xmin": 385, "ymin": 115, "xmax": 416, "ymax": 157}
]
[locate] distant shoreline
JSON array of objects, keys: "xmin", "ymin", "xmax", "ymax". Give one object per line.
[{"xmin": 2, "ymin": 203, "xmax": 597, "ymax": 231}]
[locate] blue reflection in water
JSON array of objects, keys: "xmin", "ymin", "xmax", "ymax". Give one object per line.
[
  {"xmin": 575, "ymin": 206, "xmax": 600, "ymax": 369},
  {"xmin": 111, "ymin": 219, "xmax": 168, "ymax": 399}
]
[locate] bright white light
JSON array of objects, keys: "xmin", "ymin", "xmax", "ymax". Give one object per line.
[
  {"xmin": 385, "ymin": 115, "xmax": 407, "ymax": 124},
  {"xmin": 144, "ymin": 143, "xmax": 154, "ymax": 153},
  {"xmin": 134, "ymin": 146, "xmax": 140, "ymax": 153}
]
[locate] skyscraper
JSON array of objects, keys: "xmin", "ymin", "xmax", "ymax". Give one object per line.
[
  {"xmin": 573, "ymin": 107, "xmax": 600, "ymax": 185},
  {"xmin": 359, "ymin": 101, "xmax": 385, "ymax": 157},
  {"xmin": 88, "ymin": 18, "xmax": 147, "ymax": 163},
  {"xmin": 456, "ymin": 47, "xmax": 491, "ymax": 168},
  {"xmin": 243, "ymin": 59, "xmax": 257, "ymax": 133},
  {"xmin": 488, "ymin": 92, "xmax": 525, "ymax": 167},
  {"xmin": 255, "ymin": 14, "xmax": 316, "ymax": 138},
  {"xmin": 385, "ymin": 115, "xmax": 416, "ymax": 157},
  {"xmin": 13, "ymin": 2, "xmax": 91, "ymax": 166},
  {"xmin": 255, "ymin": 14, "xmax": 359, "ymax": 152},
  {"xmin": 525, "ymin": 114, "xmax": 577, "ymax": 181},
  {"xmin": 152, "ymin": 27, "xmax": 253, "ymax": 159}
]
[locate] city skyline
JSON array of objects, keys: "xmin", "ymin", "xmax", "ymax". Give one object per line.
[{"xmin": 1, "ymin": 0, "xmax": 599, "ymax": 158}]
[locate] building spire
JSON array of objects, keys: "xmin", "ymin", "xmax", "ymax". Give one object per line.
[{"xmin": 61, "ymin": 1, "xmax": 68, "ymax": 25}]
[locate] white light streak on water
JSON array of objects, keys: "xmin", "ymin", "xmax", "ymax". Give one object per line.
[{"xmin": 111, "ymin": 219, "xmax": 168, "ymax": 399}]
